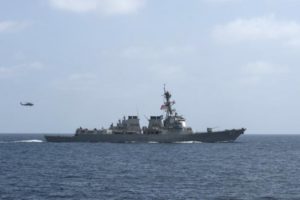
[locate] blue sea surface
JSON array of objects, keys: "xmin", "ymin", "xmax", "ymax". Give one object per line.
[{"xmin": 0, "ymin": 134, "xmax": 300, "ymax": 200}]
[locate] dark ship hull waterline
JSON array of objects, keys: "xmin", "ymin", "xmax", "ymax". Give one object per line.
[{"xmin": 45, "ymin": 87, "xmax": 245, "ymax": 143}]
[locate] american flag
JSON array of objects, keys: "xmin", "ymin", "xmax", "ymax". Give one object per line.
[{"xmin": 160, "ymin": 105, "xmax": 167, "ymax": 110}]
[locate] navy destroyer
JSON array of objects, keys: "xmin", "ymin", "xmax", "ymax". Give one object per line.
[{"xmin": 45, "ymin": 87, "xmax": 245, "ymax": 143}]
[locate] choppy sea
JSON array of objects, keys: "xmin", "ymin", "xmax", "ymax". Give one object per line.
[{"xmin": 0, "ymin": 134, "xmax": 300, "ymax": 200}]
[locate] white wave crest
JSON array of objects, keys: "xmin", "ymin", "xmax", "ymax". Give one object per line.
[
  {"xmin": 13, "ymin": 139, "xmax": 43, "ymax": 143},
  {"xmin": 173, "ymin": 141, "xmax": 202, "ymax": 144},
  {"xmin": 0, "ymin": 139, "xmax": 43, "ymax": 144}
]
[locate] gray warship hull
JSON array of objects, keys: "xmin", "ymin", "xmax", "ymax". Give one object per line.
[
  {"xmin": 45, "ymin": 86, "xmax": 246, "ymax": 143},
  {"xmin": 45, "ymin": 128, "xmax": 245, "ymax": 143}
]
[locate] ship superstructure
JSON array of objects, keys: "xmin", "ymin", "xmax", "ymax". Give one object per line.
[{"xmin": 160, "ymin": 86, "xmax": 192, "ymax": 132}]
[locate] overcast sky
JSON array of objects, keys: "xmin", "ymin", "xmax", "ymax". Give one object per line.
[{"xmin": 1, "ymin": 0, "xmax": 300, "ymax": 134}]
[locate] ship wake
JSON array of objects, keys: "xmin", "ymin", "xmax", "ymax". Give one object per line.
[
  {"xmin": 14, "ymin": 139, "xmax": 43, "ymax": 143},
  {"xmin": 173, "ymin": 141, "xmax": 203, "ymax": 144},
  {"xmin": 0, "ymin": 139, "xmax": 43, "ymax": 143},
  {"xmin": 146, "ymin": 141, "xmax": 202, "ymax": 144}
]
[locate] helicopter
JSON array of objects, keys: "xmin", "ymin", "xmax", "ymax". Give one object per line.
[{"xmin": 20, "ymin": 102, "xmax": 34, "ymax": 106}]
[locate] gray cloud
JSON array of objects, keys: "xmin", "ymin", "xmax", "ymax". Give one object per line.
[
  {"xmin": 49, "ymin": 0, "xmax": 145, "ymax": 15},
  {"xmin": 0, "ymin": 62, "xmax": 45, "ymax": 79},
  {"xmin": 212, "ymin": 15, "xmax": 300, "ymax": 46},
  {"xmin": 0, "ymin": 20, "xmax": 28, "ymax": 33}
]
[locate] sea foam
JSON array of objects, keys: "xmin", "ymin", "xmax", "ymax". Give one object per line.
[{"xmin": 13, "ymin": 139, "xmax": 43, "ymax": 143}]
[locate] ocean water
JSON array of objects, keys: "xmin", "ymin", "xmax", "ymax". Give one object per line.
[{"xmin": 0, "ymin": 134, "xmax": 300, "ymax": 200}]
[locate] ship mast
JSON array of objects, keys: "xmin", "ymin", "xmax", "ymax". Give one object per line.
[{"xmin": 162, "ymin": 85, "xmax": 175, "ymax": 117}]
